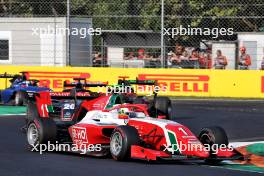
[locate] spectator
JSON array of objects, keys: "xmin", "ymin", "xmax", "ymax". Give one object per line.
[
  {"xmin": 137, "ymin": 49, "xmax": 145, "ymax": 60},
  {"xmin": 144, "ymin": 53, "xmax": 151, "ymax": 68},
  {"xmin": 180, "ymin": 50, "xmax": 189, "ymax": 60},
  {"xmin": 238, "ymin": 47, "xmax": 251, "ymax": 70},
  {"xmin": 214, "ymin": 50, "xmax": 228, "ymax": 69},
  {"xmin": 144, "ymin": 53, "xmax": 152, "ymax": 60},
  {"xmin": 205, "ymin": 49, "xmax": 212, "ymax": 69},
  {"xmin": 171, "ymin": 53, "xmax": 181, "ymax": 63},
  {"xmin": 170, "ymin": 53, "xmax": 181, "ymax": 68},
  {"xmin": 149, "ymin": 54, "xmax": 161, "ymax": 68},
  {"xmin": 178, "ymin": 50, "xmax": 190, "ymax": 68},
  {"xmin": 198, "ymin": 52, "xmax": 207, "ymax": 69},
  {"xmin": 92, "ymin": 52, "xmax": 103, "ymax": 67},
  {"xmin": 124, "ymin": 52, "xmax": 135, "ymax": 60},
  {"xmin": 175, "ymin": 45, "xmax": 184, "ymax": 56},
  {"xmin": 189, "ymin": 49, "xmax": 200, "ymax": 69},
  {"xmin": 261, "ymin": 50, "xmax": 264, "ymax": 70},
  {"xmin": 261, "ymin": 58, "xmax": 264, "ymax": 70},
  {"xmin": 167, "ymin": 51, "xmax": 174, "ymax": 67}
]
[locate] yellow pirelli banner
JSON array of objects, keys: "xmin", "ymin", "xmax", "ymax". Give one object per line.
[{"xmin": 0, "ymin": 65, "xmax": 263, "ymax": 98}]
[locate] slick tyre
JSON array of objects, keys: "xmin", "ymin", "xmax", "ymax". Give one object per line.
[
  {"xmin": 110, "ymin": 126, "xmax": 140, "ymax": 161},
  {"xmin": 27, "ymin": 118, "xmax": 57, "ymax": 147},
  {"xmin": 199, "ymin": 126, "xmax": 229, "ymax": 165},
  {"xmin": 154, "ymin": 97, "xmax": 172, "ymax": 119}
]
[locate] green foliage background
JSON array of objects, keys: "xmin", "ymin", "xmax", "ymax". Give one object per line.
[{"xmin": 1, "ymin": 0, "xmax": 263, "ymax": 47}]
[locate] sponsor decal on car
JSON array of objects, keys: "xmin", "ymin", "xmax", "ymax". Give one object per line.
[
  {"xmin": 50, "ymin": 92, "xmax": 91, "ymax": 97},
  {"xmin": 61, "ymin": 101, "xmax": 75, "ymax": 121},
  {"xmin": 71, "ymin": 127, "xmax": 88, "ymax": 147}
]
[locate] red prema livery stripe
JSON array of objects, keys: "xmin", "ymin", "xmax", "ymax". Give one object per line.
[{"xmin": 128, "ymin": 118, "xmax": 173, "ymax": 151}]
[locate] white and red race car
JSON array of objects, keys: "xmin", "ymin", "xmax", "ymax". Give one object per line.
[{"xmin": 25, "ymin": 91, "xmax": 244, "ymax": 164}]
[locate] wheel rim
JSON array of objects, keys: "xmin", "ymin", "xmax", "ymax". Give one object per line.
[
  {"xmin": 110, "ymin": 132, "xmax": 122, "ymax": 156},
  {"xmin": 27, "ymin": 123, "xmax": 39, "ymax": 145}
]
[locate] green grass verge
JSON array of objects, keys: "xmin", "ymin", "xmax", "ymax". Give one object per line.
[
  {"xmin": 246, "ymin": 143, "xmax": 264, "ymax": 156},
  {"xmin": 0, "ymin": 106, "xmax": 26, "ymax": 115},
  {"xmin": 224, "ymin": 164, "xmax": 264, "ymax": 173}
]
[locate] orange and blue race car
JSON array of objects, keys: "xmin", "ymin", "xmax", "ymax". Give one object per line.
[{"xmin": 0, "ymin": 72, "xmax": 51, "ymax": 106}]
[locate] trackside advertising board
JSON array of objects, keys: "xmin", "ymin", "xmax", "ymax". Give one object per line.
[{"xmin": 0, "ymin": 65, "xmax": 263, "ymax": 98}]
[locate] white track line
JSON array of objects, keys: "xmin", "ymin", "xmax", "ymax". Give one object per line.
[
  {"xmin": 230, "ymin": 141, "xmax": 264, "ymax": 148},
  {"xmin": 0, "ymin": 113, "xmax": 26, "ymax": 116}
]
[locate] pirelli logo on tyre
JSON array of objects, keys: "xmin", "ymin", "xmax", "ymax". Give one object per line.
[{"xmin": 138, "ymin": 74, "xmax": 209, "ymax": 93}]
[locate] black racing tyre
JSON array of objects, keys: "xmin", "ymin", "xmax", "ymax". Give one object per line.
[
  {"xmin": 27, "ymin": 118, "xmax": 57, "ymax": 147},
  {"xmin": 110, "ymin": 126, "xmax": 140, "ymax": 161},
  {"xmin": 26, "ymin": 102, "xmax": 38, "ymax": 121},
  {"xmin": 14, "ymin": 91, "xmax": 24, "ymax": 106},
  {"xmin": 21, "ymin": 102, "xmax": 39, "ymax": 133},
  {"xmin": 198, "ymin": 126, "xmax": 229, "ymax": 165},
  {"xmin": 26, "ymin": 102, "xmax": 42, "ymax": 126},
  {"xmin": 154, "ymin": 97, "xmax": 172, "ymax": 119}
]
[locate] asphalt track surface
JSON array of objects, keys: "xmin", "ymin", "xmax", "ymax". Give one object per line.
[{"xmin": 0, "ymin": 100, "xmax": 263, "ymax": 176}]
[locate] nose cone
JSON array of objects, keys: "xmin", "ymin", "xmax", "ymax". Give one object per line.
[{"xmin": 165, "ymin": 124, "xmax": 211, "ymax": 158}]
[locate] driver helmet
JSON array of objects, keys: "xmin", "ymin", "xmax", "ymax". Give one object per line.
[
  {"xmin": 118, "ymin": 108, "xmax": 137, "ymax": 118},
  {"xmin": 118, "ymin": 108, "xmax": 130, "ymax": 115}
]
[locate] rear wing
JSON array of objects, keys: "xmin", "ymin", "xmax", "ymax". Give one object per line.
[
  {"xmin": 117, "ymin": 77, "xmax": 159, "ymax": 97},
  {"xmin": 27, "ymin": 91, "xmax": 100, "ymax": 101},
  {"xmin": 0, "ymin": 72, "xmax": 28, "ymax": 79},
  {"xmin": 0, "ymin": 72, "xmax": 30, "ymax": 88},
  {"xmin": 27, "ymin": 91, "xmax": 102, "ymax": 118},
  {"xmin": 117, "ymin": 77, "xmax": 157, "ymax": 86},
  {"xmin": 0, "ymin": 72, "xmax": 19, "ymax": 88},
  {"xmin": 0, "ymin": 73, "xmax": 17, "ymax": 79},
  {"xmin": 63, "ymin": 80, "xmax": 108, "ymax": 88}
]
